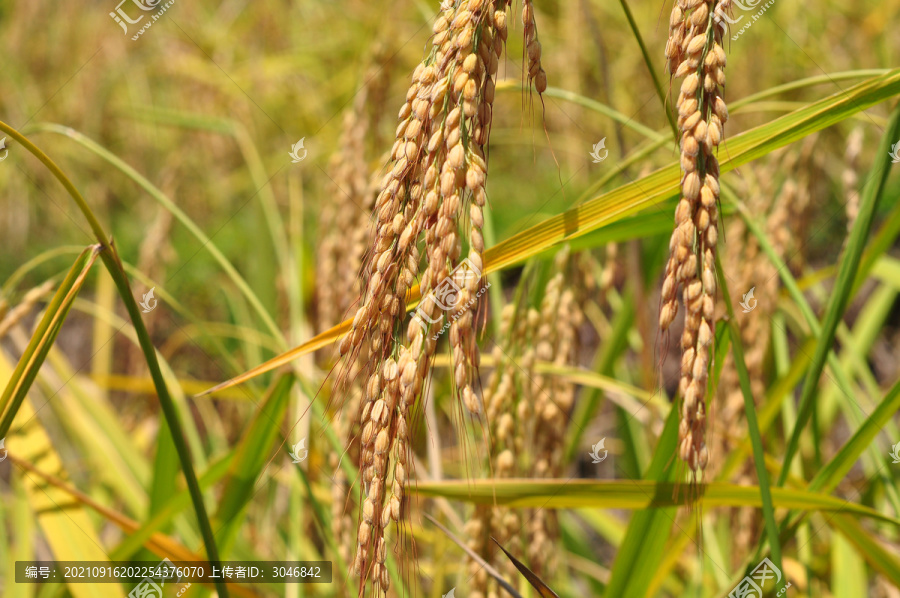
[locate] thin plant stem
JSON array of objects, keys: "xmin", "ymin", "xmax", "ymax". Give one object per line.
[{"xmin": 0, "ymin": 120, "xmax": 229, "ymax": 598}]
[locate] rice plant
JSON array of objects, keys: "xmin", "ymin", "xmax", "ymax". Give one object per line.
[{"xmin": 1, "ymin": 0, "xmax": 899, "ymax": 597}]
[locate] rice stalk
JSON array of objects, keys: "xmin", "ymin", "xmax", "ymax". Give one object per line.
[
  {"xmin": 333, "ymin": 1, "xmax": 549, "ymax": 594},
  {"xmin": 714, "ymin": 142, "xmax": 816, "ymax": 464},
  {"xmin": 319, "ymin": 70, "xmax": 394, "ymax": 566},
  {"xmin": 467, "ymin": 301, "xmax": 523, "ymax": 597},
  {"xmin": 719, "ymin": 138, "xmax": 819, "ymax": 559},
  {"xmin": 466, "ymin": 249, "xmax": 586, "ymax": 594},
  {"xmin": 769, "ymin": 136, "xmax": 817, "ymax": 274},
  {"xmin": 317, "ymin": 65, "xmax": 386, "ymax": 336},
  {"xmin": 526, "ymin": 267, "xmax": 583, "ymax": 580},
  {"xmin": 713, "ymin": 160, "xmax": 781, "ymax": 562},
  {"xmin": 659, "ymin": 0, "xmax": 729, "ymax": 475}
]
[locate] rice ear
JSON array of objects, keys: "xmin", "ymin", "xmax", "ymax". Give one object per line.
[
  {"xmin": 346, "ymin": 1, "xmax": 549, "ymax": 593},
  {"xmin": 660, "ymin": 0, "xmax": 728, "ymax": 476}
]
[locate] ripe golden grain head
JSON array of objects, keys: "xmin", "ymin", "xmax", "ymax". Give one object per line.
[
  {"xmin": 660, "ymin": 0, "xmax": 729, "ymax": 475},
  {"xmin": 343, "ymin": 0, "xmax": 551, "ymax": 593}
]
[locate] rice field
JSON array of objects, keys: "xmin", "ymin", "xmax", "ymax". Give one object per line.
[{"xmin": 1, "ymin": 0, "xmax": 900, "ymax": 596}]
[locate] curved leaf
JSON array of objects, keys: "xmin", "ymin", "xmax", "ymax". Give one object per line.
[
  {"xmin": 198, "ymin": 68, "xmax": 900, "ymax": 397},
  {"xmin": 412, "ymin": 480, "xmax": 900, "ymax": 525}
]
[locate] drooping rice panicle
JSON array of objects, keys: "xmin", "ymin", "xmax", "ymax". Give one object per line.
[
  {"xmin": 660, "ymin": 0, "xmax": 729, "ymax": 475},
  {"xmin": 317, "ymin": 95, "xmax": 377, "ymax": 335},
  {"xmin": 713, "ymin": 144, "xmax": 816, "ymax": 563},
  {"xmin": 466, "ymin": 250, "xmax": 587, "ymax": 593},
  {"xmin": 342, "ymin": 1, "xmax": 549, "ymax": 594}
]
